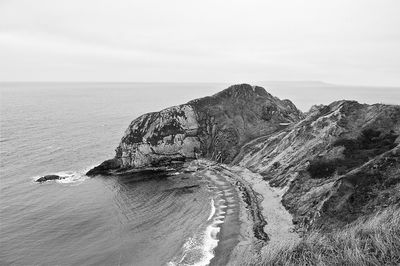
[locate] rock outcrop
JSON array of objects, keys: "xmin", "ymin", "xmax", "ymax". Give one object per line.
[{"xmin": 87, "ymin": 84, "xmax": 303, "ymax": 176}]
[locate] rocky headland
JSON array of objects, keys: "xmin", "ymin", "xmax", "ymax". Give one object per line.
[
  {"xmin": 87, "ymin": 84, "xmax": 400, "ymax": 265},
  {"xmin": 86, "ymin": 84, "xmax": 302, "ymax": 176}
]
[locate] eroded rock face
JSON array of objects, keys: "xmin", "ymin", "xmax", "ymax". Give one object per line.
[
  {"xmin": 117, "ymin": 104, "xmax": 201, "ymax": 168},
  {"xmin": 234, "ymin": 100, "xmax": 400, "ymax": 231},
  {"xmin": 189, "ymin": 84, "xmax": 303, "ymax": 162},
  {"xmin": 87, "ymin": 84, "xmax": 303, "ymax": 175}
]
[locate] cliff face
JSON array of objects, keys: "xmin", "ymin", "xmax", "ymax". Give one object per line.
[
  {"xmin": 189, "ymin": 84, "xmax": 302, "ymax": 162},
  {"xmin": 117, "ymin": 104, "xmax": 201, "ymax": 168},
  {"xmin": 234, "ymin": 100, "xmax": 400, "ymax": 230},
  {"xmin": 87, "ymin": 84, "xmax": 303, "ymax": 175}
]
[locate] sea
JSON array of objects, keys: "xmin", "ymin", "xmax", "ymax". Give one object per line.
[
  {"xmin": 0, "ymin": 82, "xmax": 230, "ymax": 266},
  {"xmin": 1, "ymin": 82, "xmax": 399, "ymax": 266}
]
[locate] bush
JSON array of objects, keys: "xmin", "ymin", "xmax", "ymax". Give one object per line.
[
  {"xmin": 272, "ymin": 161, "xmax": 281, "ymax": 169},
  {"xmin": 307, "ymin": 129, "xmax": 398, "ymax": 179},
  {"xmin": 335, "ymin": 129, "xmax": 398, "ymax": 159},
  {"xmin": 307, "ymin": 159, "xmax": 338, "ymax": 179}
]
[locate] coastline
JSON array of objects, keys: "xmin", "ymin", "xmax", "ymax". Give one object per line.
[
  {"xmin": 85, "ymin": 157, "xmax": 298, "ymax": 265},
  {"xmin": 186, "ymin": 159, "xmax": 299, "ymax": 266}
]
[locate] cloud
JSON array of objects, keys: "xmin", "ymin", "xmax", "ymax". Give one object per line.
[{"xmin": 0, "ymin": 0, "xmax": 399, "ymax": 85}]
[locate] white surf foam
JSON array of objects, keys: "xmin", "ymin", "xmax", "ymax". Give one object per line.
[
  {"xmin": 167, "ymin": 171, "xmax": 181, "ymax": 176},
  {"xmin": 33, "ymin": 167, "xmax": 91, "ymax": 185},
  {"xmin": 54, "ymin": 171, "xmax": 89, "ymax": 184},
  {"xmin": 207, "ymin": 199, "xmax": 216, "ymax": 221},
  {"xmin": 168, "ymin": 197, "xmax": 225, "ymax": 266}
]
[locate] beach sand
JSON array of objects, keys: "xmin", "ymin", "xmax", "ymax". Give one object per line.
[
  {"xmin": 187, "ymin": 159, "xmax": 299, "ymax": 265},
  {"xmin": 226, "ymin": 165, "xmax": 300, "ymax": 247}
]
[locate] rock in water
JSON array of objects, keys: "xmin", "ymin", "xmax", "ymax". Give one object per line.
[
  {"xmin": 36, "ymin": 175, "xmax": 62, "ymax": 182},
  {"xmin": 86, "ymin": 84, "xmax": 303, "ymax": 176}
]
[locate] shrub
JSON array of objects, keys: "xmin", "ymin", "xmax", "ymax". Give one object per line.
[
  {"xmin": 307, "ymin": 159, "xmax": 338, "ymax": 179},
  {"xmin": 307, "ymin": 129, "xmax": 398, "ymax": 179},
  {"xmin": 272, "ymin": 161, "xmax": 281, "ymax": 169},
  {"xmin": 334, "ymin": 129, "xmax": 398, "ymax": 159}
]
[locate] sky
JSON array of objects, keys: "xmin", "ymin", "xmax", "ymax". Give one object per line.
[{"xmin": 0, "ymin": 0, "xmax": 399, "ymax": 86}]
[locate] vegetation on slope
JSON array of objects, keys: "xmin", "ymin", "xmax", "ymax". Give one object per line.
[
  {"xmin": 242, "ymin": 206, "xmax": 400, "ymax": 266},
  {"xmin": 232, "ymin": 102, "xmax": 400, "ymax": 265},
  {"xmin": 307, "ymin": 129, "xmax": 398, "ymax": 179}
]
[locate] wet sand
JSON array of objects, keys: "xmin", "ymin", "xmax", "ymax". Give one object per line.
[
  {"xmin": 204, "ymin": 169, "xmax": 242, "ymax": 266},
  {"xmin": 187, "ymin": 159, "xmax": 299, "ymax": 265},
  {"xmin": 191, "ymin": 162, "xmax": 245, "ymax": 266}
]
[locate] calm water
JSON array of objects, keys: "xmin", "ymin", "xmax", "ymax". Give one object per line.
[{"xmin": 0, "ymin": 83, "xmax": 226, "ymax": 266}]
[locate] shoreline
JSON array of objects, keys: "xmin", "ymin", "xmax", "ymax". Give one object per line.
[
  {"xmin": 191, "ymin": 161, "xmax": 245, "ymax": 266},
  {"xmin": 186, "ymin": 159, "xmax": 299, "ymax": 265},
  {"xmin": 92, "ymin": 158, "xmax": 298, "ymax": 265}
]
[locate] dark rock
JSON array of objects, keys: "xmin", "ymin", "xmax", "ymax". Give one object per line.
[
  {"xmin": 86, "ymin": 158, "xmax": 121, "ymax": 176},
  {"xmin": 36, "ymin": 175, "xmax": 63, "ymax": 182}
]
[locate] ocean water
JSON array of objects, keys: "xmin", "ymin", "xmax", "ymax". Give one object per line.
[{"xmin": 0, "ymin": 83, "xmax": 228, "ymax": 266}]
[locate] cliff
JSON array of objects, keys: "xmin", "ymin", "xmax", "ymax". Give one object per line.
[
  {"xmin": 87, "ymin": 84, "xmax": 303, "ymax": 175},
  {"xmin": 87, "ymin": 83, "xmax": 400, "ymax": 235}
]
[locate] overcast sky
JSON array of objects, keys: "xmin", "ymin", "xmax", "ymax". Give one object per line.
[{"xmin": 0, "ymin": 0, "xmax": 399, "ymax": 85}]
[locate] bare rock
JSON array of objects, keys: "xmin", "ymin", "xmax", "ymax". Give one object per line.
[{"xmin": 36, "ymin": 175, "xmax": 63, "ymax": 182}]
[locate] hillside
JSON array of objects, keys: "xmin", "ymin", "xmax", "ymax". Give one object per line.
[
  {"xmin": 86, "ymin": 84, "xmax": 400, "ymax": 265},
  {"xmin": 233, "ymin": 100, "xmax": 400, "ymax": 231}
]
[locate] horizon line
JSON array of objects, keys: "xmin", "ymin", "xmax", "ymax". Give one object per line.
[{"xmin": 1, "ymin": 80, "xmax": 400, "ymax": 88}]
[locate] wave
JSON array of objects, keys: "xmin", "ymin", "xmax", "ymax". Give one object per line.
[
  {"xmin": 168, "ymin": 197, "xmax": 226, "ymax": 266},
  {"xmin": 54, "ymin": 171, "xmax": 89, "ymax": 184},
  {"xmin": 207, "ymin": 199, "xmax": 216, "ymax": 221}
]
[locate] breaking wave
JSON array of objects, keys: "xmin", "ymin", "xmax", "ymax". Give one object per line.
[{"xmin": 168, "ymin": 197, "xmax": 226, "ymax": 266}]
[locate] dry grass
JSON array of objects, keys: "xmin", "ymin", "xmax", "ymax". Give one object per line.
[{"xmin": 241, "ymin": 206, "xmax": 400, "ymax": 266}]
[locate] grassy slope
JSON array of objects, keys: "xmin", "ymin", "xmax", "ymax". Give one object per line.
[
  {"xmin": 231, "ymin": 102, "xmax": 400, "ymax": 265},
  {"xmin": 241, "ymin": 206, "xmax": 400, "ymax": 266}
]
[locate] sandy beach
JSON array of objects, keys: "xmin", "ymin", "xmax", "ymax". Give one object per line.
[{"xmin": 187, "ymin": 159, "xmax": 299, "ymax": 265}]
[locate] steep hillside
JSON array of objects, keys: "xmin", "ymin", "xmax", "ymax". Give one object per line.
[
  {"xmin": 87, "ymin": 84, "xmax": 303, "ymax": 176},
  {"xmin": 234, "ymin": 100, "xmax": 400, "ymax": 231}
]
